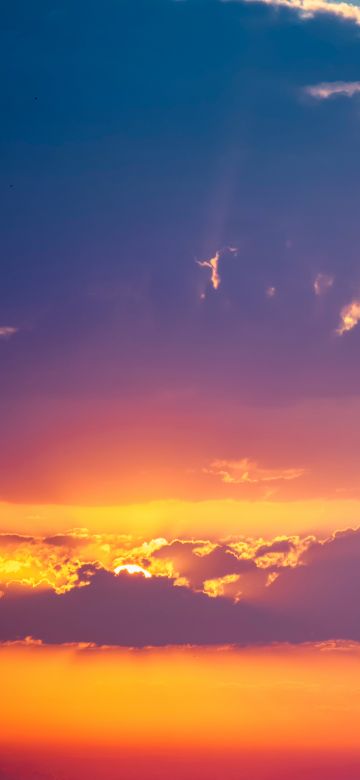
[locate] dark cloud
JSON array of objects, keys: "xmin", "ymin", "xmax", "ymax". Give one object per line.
[
  {"xmin": 260, "ymin": 528, "xmax": 360, "ymax": 639},
  {"xmin": 254, "ymin": 539, "xmax": 295, "ymax": 558},
  {"xmin": 0, "ymin": 566, "xmax": 298, "ymax": 647},
  {"xmin": 43, "ymin": 535, "xmax": 88, "ymax": 549},
  {"xmin": 153, "ymin": 542, "xmax": 255, "ymax": 587},
  {"xmin": 0, "ymin": 533, "xmax": 34, "ymax": 547},
  {"xmin": 1, "ymin": 529, "xmax": 360, "ymax": 646}
]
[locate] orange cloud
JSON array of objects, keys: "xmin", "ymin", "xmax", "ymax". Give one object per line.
[
  {"xmin": 196, "ymin": 246, "xmax": 238, "ymax": 292},
  {"xmin": 336, "ymin": 300, "xmax": 360, "ymax": 335}
]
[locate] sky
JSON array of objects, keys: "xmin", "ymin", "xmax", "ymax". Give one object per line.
[{"xmin": 2, "ymin": 0, "xmax": 360, "ymax": 777}]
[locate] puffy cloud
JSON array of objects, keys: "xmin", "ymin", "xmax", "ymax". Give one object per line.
[
  {"xmin": 153, "ymin": 541, "xmax": 255, "ymax": 589},
  {"xmin": 305, "ymin": 82, "xmax": 360, "ymax": 99},
  {"xmin": 261, "ymin": 529, "xmax": 360, "ymax": 639},
  {"xmin": 1, "ymin": 528, "xmax": 360, "ymax": 645},
  {"xmin": 204, "ymin": 458, "xmax": 304, "ymax": 485},
  {"xmin": 336, "ymin": 300, "xmax": 360, "ymax": 335},
  {"xmin": 0, "ymin": 565, "xmax": 298, "ymax": 646}
]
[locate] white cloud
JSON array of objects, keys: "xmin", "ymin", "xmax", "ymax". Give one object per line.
[
  {"xmin": 305, "ymin": 81, "xmax": 360, "ymax": 99},
  {"xmin": 336, "ymin": 300, "xmax": 360, "ymax": 335}
]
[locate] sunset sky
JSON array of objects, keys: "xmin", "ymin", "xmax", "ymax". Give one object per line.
[{"xmin": 2, "ymin": 0, "xmax": 360, "ymax": 777}]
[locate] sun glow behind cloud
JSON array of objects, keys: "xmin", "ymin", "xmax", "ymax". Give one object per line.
[{"xmin": 114, "ymin": 563, "xmax": 152, "ymax": 578}]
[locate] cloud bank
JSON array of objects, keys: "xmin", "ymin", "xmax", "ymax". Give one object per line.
[{"xmin": 1, "ymin": 527, "xmax": 360, "ymax": 646}]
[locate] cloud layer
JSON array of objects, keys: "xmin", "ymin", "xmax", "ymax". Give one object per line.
[{"xmin": 1, "ymin": 527, "xmax": 360, "ymax": 646}]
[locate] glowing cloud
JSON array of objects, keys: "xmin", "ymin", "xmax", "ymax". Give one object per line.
[
  {"xmin": 114, "ymin": 563, "xmax": 152, "ymax": 578},
  {"xmin": 204, "ymin": 458, "xmax": 304, "ymax": 485},
  {"xmin": 313, "ymin": 273, "xmax": 334, "ymax": 296},
  {"xmin": 196, "ymin": 246, "xmax": 238, "ymax": 292},
  {"xmin": 305, "ymin": 82, "xmax": 360, "ymax": 99},
  {"xmin": 336, "ymin": 300, "xmax": 360, "ymax": 335},
  {"xmin": 230, "ymin": 0, "xmax": 360, "ymax": 25},
  {"xmin": 0, "ymin": 326, "xmax": 18, "ymax": 339}
]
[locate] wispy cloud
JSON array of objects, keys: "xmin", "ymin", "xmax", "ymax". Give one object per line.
[
  {"xmin": 0, "ymin": 326, "xmax": 18, "ymax": 340},
  {"xmin": 204, "ymin": 458, "xmax": 304, "ymax": 485},
  {"xmin": 313, "ymin": 273, "xmax": 334, "ymax": 296},
  {"xmin": 196, "ymin": 246, "xmax": 238, "ymax": 293},
  {"xmin": 305, "ymin": 81, "xmax": 360, "ymax": 100},
  {"xmin": 336, "ymin": 300, "xmax": 360, "ymax": 335},
  {"xmin": 225, "ymin": 0, "xmax": 360, "ymax": 25}
]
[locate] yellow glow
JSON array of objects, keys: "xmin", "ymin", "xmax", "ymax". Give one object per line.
[
  {"xmin": 2, "ymin": 497, "xmax": 360, "ymax": 538},
  {"xmin": 1, "ymin": 643, "xmax": 360, "ymax": 751}
]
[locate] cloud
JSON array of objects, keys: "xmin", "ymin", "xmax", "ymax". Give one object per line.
[
  {"xmin": 2, "ymin": 527, "xmax": 360, "ymax": 646},
  {"xmin": 204, "ymin": 458, "xmax": 304, "ymax": 485},
  {"xmin": 153, "ymin": 541, "xmax": 255, "ymax": 588},
  {"xmin": 266, "ymin": 286, "xmax": 276, "ymax": 298},
  {"xmin": 254, "ymin": 539, "xmax": 295, "ymax": 558},
  {"xmin": 1, "ymin": 528, "xmax": 360, "ymax": 645},
  {"xmin": 313, "ymin": 273, "xmax": 334, "ymax": 296},
  {"xmin": 229, "ymin": 0, "xmax": 360, "ymax": 25},
  {"xmin": 0, "ymin": 326, "xmax": 18, "ymax": 339},
  {"xmin": 196, "ymin": 246, "xmax": 238, "ymax": 293},
  {"xmin": 305, "ymin": 82, "xmax": 360, "ymax": 99},
  {"xmin": 0, "ymin": 565, "xmax": 299, "ymax": 646},
  {"xmin": 336, "ymin": 300, "xmax": 360, "ymax": 335}
]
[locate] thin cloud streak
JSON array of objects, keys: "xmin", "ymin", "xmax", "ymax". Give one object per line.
[
  {"xmin": 305, "ymin": 81, "xmax": 360, "ymax": 99},
  {"xmin": 204, "ymin": 458, "xmax": 305, "ymax": 485},
  {"xmin": 0, "ymin": 326, "xmax": 18, "ymax": 339}
]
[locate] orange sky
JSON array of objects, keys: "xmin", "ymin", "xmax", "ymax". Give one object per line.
[{"xmin": 2, "ymin": 642, "xmax": 360, "ymax": 754}]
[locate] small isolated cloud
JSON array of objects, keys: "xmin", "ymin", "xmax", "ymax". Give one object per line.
[
  {"xmin": 336, "ymin": 300, "xmax": 360, "ymax": 335},
  {"xmin": 204, "ymin": 458, "xmax": 304, "ymax": 485},
  {"xmin": 313, "ymin": 273, "xmax": 334, "ymax": 296},
  {"xmin": 0, "ymin": 326, "xmax": 18, "ymax": 339},
  {"xmin": 196, "ymin": 246, "xmax": 238, "ymax": 293},
  {"xmin": 236, "ymin": 0, "xmax": 360, "ymax": 25},
  {"xmin": 266, "ymin": 286, "xmax": 276, "ymax": 298},
  {"xmin": 305, "ymin": 81, "xmax": 360, "ymax": 99}
]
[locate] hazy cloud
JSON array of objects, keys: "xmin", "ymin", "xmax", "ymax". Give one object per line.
[
  {"xmin": 204, "ymin": 458, "xmax": 304, "ymax": 485},
  {"xmin": 313, "ymin": 273, "xmax": 334, "ymax": 296},
  {"xmin": 305, "ymin": 81, "xmax": 360, "ymax": 99},
  {"xmin": 0, "ymin": 326, "xmax": 18, "ymax": 339}
]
